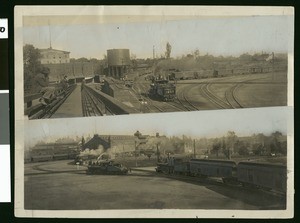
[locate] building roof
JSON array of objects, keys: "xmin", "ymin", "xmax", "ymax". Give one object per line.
[
  {"xmin": 39, "ymin": 48, "xmax": 70, "ymax": 54},
  {"xmin": 83, "ymin": 135, "xmax": 110, "ymax": 150}
]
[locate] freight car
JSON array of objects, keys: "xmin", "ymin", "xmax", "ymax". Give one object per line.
[
  {"xmin": 86, "ymin": 160, "xmax": 128, "ymax": 175},
  {"xmin": 30, "ymin": 155, "xmax": 53, "ymax": 162},
  {"xmin": 237, "ymin": 162, "xmax": 286, "ymax": 193},
  {"xmin": 156, "ymin": 159, "xmax": 287, "ymax": 193},
  {"xmin": 149, "ymin": 80, "xmax": 176, "ymax": 101},
  {"xmin": 53, "ymin": 153, "xmax": 69, "ymax": 160},
  {"xmin": 189, "ymin": 159, "xmax": 236, "ymax": 183}
]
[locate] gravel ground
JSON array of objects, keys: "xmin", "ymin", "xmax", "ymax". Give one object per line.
[{"xmin": 24, "ymin": 161, "xmax": 286, "ymax": 210}]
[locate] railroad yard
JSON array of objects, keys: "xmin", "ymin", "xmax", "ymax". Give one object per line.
[
  {"xmin": 25, "ymin": 71, "xmax": 287, "ymax": 119},
  {"xmin": 19, "ymin": 12, "xmax": 293, "ymax": 219},
  {"xmin": 24, "ymin": 160, "xmax": 286, "ymax": 210}
]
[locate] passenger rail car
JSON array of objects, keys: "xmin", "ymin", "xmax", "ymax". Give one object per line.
[{"xmin": 27, "ymin": 151, "xmax": 79, "ymax": 163}]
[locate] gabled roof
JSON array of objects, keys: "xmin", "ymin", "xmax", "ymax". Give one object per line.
[{"xmin": 83, "ymin": 135, "xmax": 110, "ymax": 150}]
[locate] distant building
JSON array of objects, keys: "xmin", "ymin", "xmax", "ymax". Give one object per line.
[
  {"xmin": 39, "ymin": 47, "xmax": 70, "ymax": 64},
  {"xmin": 82, "ymin": 134, "xmax": 138, "ymax": 153}
]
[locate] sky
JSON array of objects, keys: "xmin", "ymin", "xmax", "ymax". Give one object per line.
[
  {"xmin": 23, "ymin": 106, "xmax": 292, "ymax": 148},
  {"xmin": 22, "ymin": 15, "xmax": 293, "ymax": 59}
]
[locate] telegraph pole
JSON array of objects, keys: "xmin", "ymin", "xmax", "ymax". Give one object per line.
[
  {"xmin": 48, "ymin": 20, "xmax": 52, "ymax": 49},
  {"xmin": 156, "ymin": 143, "xmax": 159, "ymax": 162},
  {"xmin": 153, "ymin": 45, "xmax": 155, "ymax": 59},
  {"xmin": 135, "ymin": 141, "xmax": 137, "ymax": 167},
  {"xmin": 272, "ymin": 52, "xmax": 275, "ymax": 81},
  {"xmin": 193, "ymin": 139, "xmax": 196, "ymax": 158}
]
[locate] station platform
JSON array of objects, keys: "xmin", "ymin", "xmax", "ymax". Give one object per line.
[{"xmin": 51, "ymin": 84, "xmax": 83, "ymax": 118}]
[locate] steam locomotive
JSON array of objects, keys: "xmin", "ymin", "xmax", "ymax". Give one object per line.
[
  {"xmin": 86, "ymin": 160, "xmax": 128, "ymax": 175},
  {"xmin": 156, "ymin": 158, "xmax": 287, "ymax": 193},
  {"xmin": 149, "ymin": 79, "xmax": 176, "ymax": 101}
]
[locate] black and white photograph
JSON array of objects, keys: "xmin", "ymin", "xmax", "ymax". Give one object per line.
[
  {"xmin": 16, "ymin": 6, "xmax": 293, "ymax": 120},
  {"xmin": 14, "ymin": 6, "xmax": 294, "ymax": 219},
  {"xmin": 16, "ymin": 107, "xmax": 293, "ymax": 217}
]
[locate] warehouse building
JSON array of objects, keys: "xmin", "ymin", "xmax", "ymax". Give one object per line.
[{"xmin": 39, "ymin": 47, "xmax": 70, "ymax": 64}]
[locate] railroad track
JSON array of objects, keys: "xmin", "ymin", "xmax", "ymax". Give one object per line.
[
  {"xmin": 225, "ymin": 84, "xmax": 244, "ymax": 109},
  {"xmin": 133, "ymin": 82, "xmax": 187, "ymax": 113},
  {"xmin": 174, "ymin": 85, "xmax": 200, "ymax": 111},
  {"xmin": 81, "ymin": 86, "xmax": 113, "ymax": 116},
  {"xmin": 131, "ymin": 84, "xmax": 163, "ymax": 113},
  {"xmin": 155, "ymin": 171, "xmax": 286, "ymax": 199},
  {"xmin": 199, "ymin": 83, "xmax": 230, "ymax": 109},
  {"xmin": 28, "ymin": 85, "xmax": 77, "ymax": 119}
]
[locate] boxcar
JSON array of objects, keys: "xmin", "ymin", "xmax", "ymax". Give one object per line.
[
  {"xmin": 189, "ymin": 159, "xmax": 236, "ymax": 180},
  {"xmin": 237, "ymin": 162, "xmax": 287, "ymax": 193},
  {"xmin": 173, "ymin": 161, "xmax": 190, "ymax": 175}
]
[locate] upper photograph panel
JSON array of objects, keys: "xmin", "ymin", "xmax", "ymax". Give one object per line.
[{"xmin": 16, "ymin": 6, "xmax": 293, "ymax": 120}]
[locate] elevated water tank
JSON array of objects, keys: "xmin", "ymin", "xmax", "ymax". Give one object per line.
[{"xmin": 107, "ymin": 49, "xmax": 130, "ymax": 66}]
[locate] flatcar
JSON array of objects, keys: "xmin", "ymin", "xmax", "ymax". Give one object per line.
[{"xmin": 149, "ymin": 80, "xmax": 176, "ymax": 101}]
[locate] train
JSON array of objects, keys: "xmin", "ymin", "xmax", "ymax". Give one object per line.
[
  {"xmin": 28, "ymin": 152, "xmax": 79, "ymax": 163},
  {"xmin": 149, "ymin": 79, "xmax": 176, "ymax": 101},
  {"xmin": 156, "ymin": 158, "xmax": 287, "ymax": 193},
  {"xmin": 86, "ymin": 160, "xmax": 128, "ymax": 175}
]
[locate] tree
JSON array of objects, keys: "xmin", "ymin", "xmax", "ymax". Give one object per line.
[
  {"xmin": 165, "ymin": 42, "xmax": 172, "ymax": 59},
  {"xmin": 134, "ymin": 130, "xmax": 142, "ymax": 138},
  {"xmin": 211, "ymin": 138, "xmax": 221, "ymax": 157},
  {"xmin": 81, "ymin": 136, "xmax": 85, "ymax": 146},
  {"xmin": 252, "ymin": 143, "xmax": 264, "ymax": 155},
  {"xmin": 235, "ymin": 140, "xmax": 249, "ymax": 156},
  {"xmin": 193, "ymin": 49, "xmax": 200, "ymax": 58},
  {"xmin": 270, "ymin": 131, "xmax": 284, "ymax": 155},
  {"xmin": 23, "ymin": 44, "xmax": 43, "ymax": 88},
  {"xmin": 76, "ymin": 57, "xmax": 89, "ymax": 63},
  {"xmin": 224, "ymin": 131, "xmax": 237, "ymax": 159}
]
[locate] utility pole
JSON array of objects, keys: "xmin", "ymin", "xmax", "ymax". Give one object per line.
[
  {"xmin": 153, "ymin": 45, "xmax": 155, "ymax": 59},
  {"xmin": 272, "ymin": 52, "xmax": 275, "ymax": 81},
  {"xmin": 193, "ymin": 139, "xmax": 196, "ymax": 158},
  {"xmin": 156, "ymin": 143, "xmax": 159, "ymax": 162},
  {"xmin": 48, "ymin": 20, "xmax": 52, "ymax": 49},
  {"xmin": 135, "ymin": 141, "xmax": 137, "ymax": 167}
]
